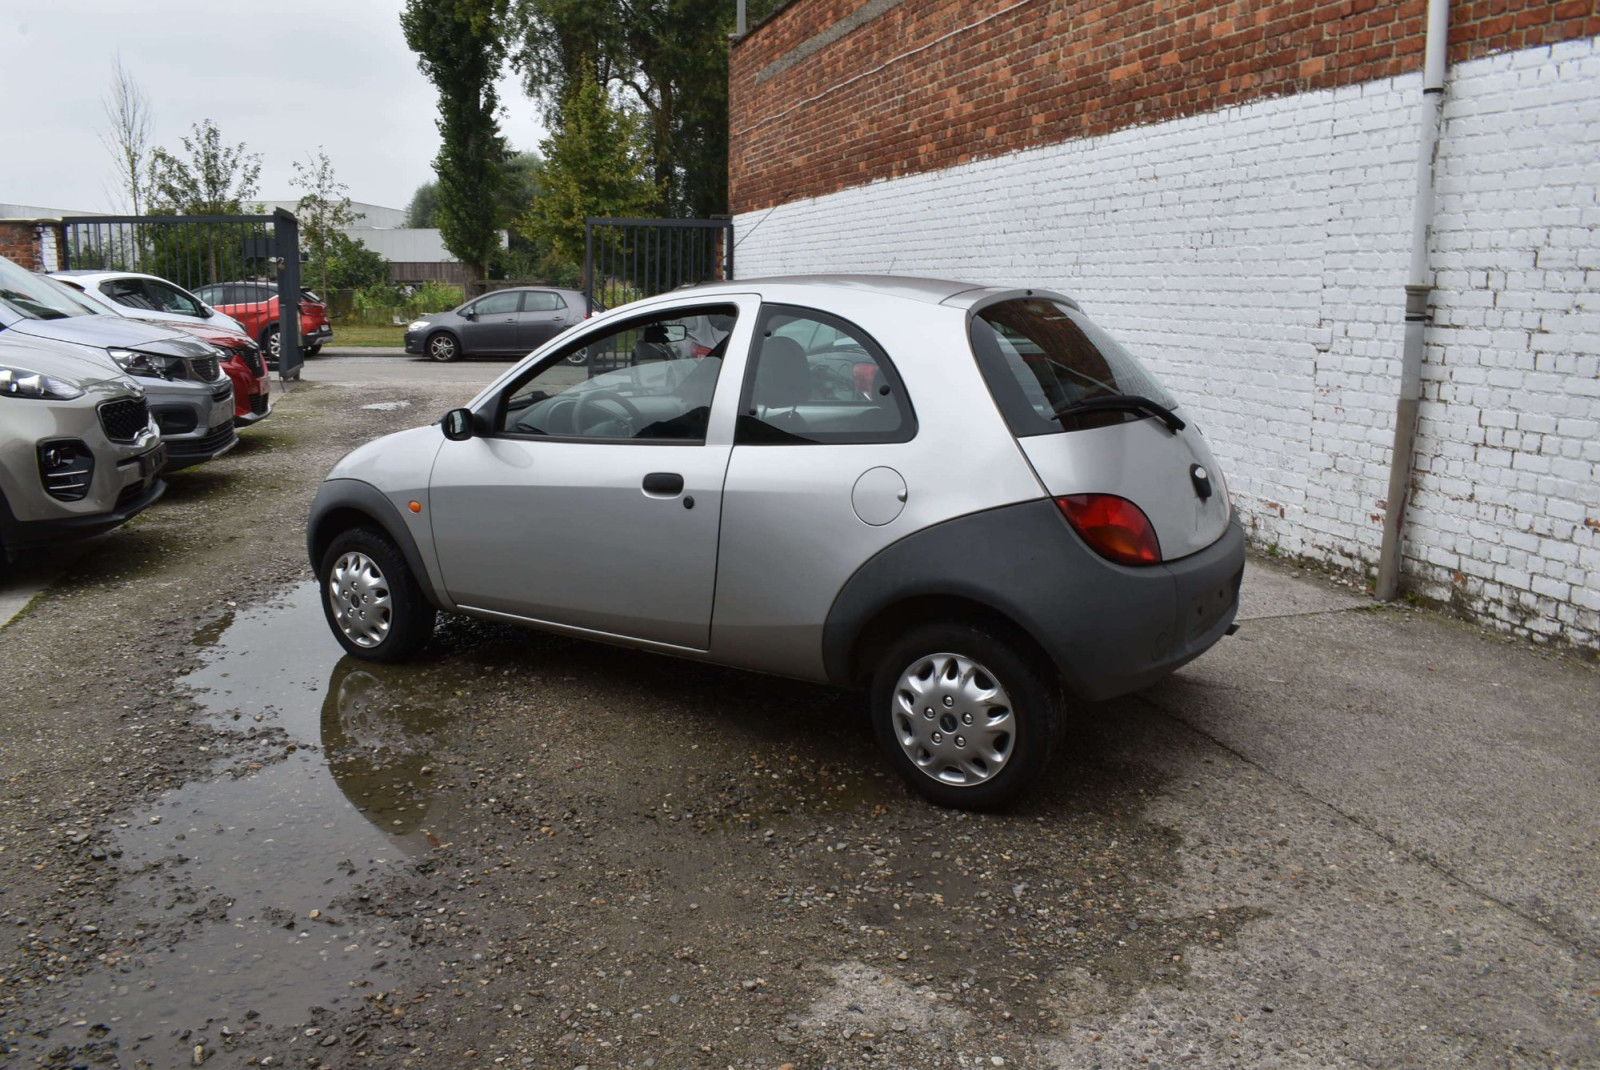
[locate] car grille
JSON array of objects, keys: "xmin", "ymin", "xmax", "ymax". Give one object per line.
[
  {"xmin": 115, "ymin": 479, "xmax": 149, "ymax": 511},
  {"xmin": 212, "ymin": 381, "xmax": 234, "ymax": 402},
  {"xmin": 250, "ymin": 393, "xmax": 269, "ymax": 415},
  {"xmin": 99, "ymin": 397, "xmax": 150, "ymax": 443},
  {"xmin": 238, "ymin": 344, "xmax": 265, "ymax": 377},
  {"xmin": 190, "ymin": 356, "xmax": 221, "ymax": 382}
]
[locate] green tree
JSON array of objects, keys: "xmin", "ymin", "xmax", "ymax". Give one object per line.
[
  {"xmin": 406, "ymin": 180, "xmax": 440, "ymax": 228},
  {"xmin": 147, "ymin": 120, "xmax": 264, "ymax": 284},
  {"xmin": 149, "ymin": 119, "xmax": 262, "ymax": 215},
  {"xmin": 315, "ymin": 233, "xmax": 389, "ymax": 291},
  {"xmin": 401, "ymin": 0, "xmax": 509, "ymax": 283},
  {"xmin": 515, "ymin": 61, "xmax": 655, "ymax": 276},
  {"xmin": 291, "ymin": 148, "xmax": 363, "ymax": 297},
  {"xmin": 511, "ymin": 0, "xmax": 784, "ymax": 218}
]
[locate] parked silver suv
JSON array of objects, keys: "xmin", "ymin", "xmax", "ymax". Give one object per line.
[
  {"xmin": 0, "ymin": 335, "xmax": 165, "ymax": 562},
  {"xmin": 0, "ymin": 258, "xmax": 236, "ymax": 470},
  {"xmin": 308, "ymin": 277, "xmax": 1245, "ymax": 808}
]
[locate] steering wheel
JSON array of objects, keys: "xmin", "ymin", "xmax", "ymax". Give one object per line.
[{"xmin": 573, "ymin": 389, "xmax": 643, "ymax": 437}]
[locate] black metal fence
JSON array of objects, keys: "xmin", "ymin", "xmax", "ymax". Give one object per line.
[
  {"xmin": 583, "ymin": 217, "xmax": 733, "ymax": 316},
  {"xmin": 59, "ymin": 210, "xmax": 307, "ymax": 378}
]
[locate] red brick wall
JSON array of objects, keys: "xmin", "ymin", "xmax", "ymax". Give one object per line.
[
  {"xmin": 0, "ymin": 221, "xmax": 43, "ymax": 270},
  {"xmin": 730, "ymin": 0, "xmax": 1600, "ymax": 212}
]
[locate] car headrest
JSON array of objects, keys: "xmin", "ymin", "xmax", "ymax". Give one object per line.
[{"xmin": 756, "ymin": 337, "xmax": 810, "ymax": 408}]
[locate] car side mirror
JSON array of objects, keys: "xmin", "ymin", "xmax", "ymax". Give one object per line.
[
  {"xmin": 461, "ymin": 310, "xmax": 476, "ymax": 321},
  {"xmin": 442, "ymin": 408, "xmax": 475, "ymax": 441}
]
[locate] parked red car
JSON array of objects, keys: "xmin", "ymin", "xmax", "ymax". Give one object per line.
[{"xmin": 190, "ymin": 281, "xmax": 332, "ymax": 367}]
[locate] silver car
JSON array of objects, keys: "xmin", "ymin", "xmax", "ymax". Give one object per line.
[
  {"xmin": 0, "ymin": 258, "xmax": 237, "ymax": 470},
  {"xmin": 0, "ymin": 335, "xmax": 165, "ymax": 562},
  {"xmin": 307, "ymin": 276, "xmax": 1244, "ymax": 808}
]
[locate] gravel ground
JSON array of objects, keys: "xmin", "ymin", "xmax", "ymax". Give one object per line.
[{"xmin": 1, "ymin": 364, "xmax": 1595, "ymax": 1070}]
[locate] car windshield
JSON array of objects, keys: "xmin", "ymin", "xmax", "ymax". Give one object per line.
[{"xmin": 0, "ymin": 258, "xmax": 101, "ymax": 320}]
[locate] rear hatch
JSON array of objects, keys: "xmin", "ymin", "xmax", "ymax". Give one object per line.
[{"xmin": 968, "ymin": 296, "xmax": 1230, "ymax": 562}]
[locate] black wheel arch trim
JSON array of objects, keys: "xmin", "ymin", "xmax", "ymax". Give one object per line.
[
  {"xmin": 821, "ymin": 499, "xmax": 1245, "ymax": 702},
  {"xmin": 306, "ymin": 479, "xmax": 442, "ymax": 609}
]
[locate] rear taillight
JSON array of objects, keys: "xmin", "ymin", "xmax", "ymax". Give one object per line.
[{"xmin": 1055, "ymin": 494, "xmax": 1162, "ymax": 566}]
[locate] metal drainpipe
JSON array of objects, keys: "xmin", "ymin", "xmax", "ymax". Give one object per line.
[{"xmin": 1375, "ymin": 0, "xmax": 1451, "ymax": 601}]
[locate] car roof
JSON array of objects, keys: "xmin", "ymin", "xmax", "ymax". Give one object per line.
[
  {"xmin": 643, "ymin": 274, "xmax": 1075, "ymax": 311},
  {"xmin": 50, "ymin": 270, "xmax": 184, "ymax": 286}
]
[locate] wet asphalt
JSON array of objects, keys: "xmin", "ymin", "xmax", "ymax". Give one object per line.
[{"xmin": 0, "ymin": 349, "xmax": 1595, "ymax": 1069}]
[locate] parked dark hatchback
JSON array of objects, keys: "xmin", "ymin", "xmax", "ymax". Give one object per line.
[{"xmin": 404, "ymin": 287, "xmax": 590, "ymax": 362}]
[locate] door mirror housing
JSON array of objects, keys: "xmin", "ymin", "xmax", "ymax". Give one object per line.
[
  {"xmin": 442, "ymin": 408, "xmax": 475, "ymax": 441},
  {"xmin": 460, "ymin": 309, "xmax": 477, "ymax": 321}
]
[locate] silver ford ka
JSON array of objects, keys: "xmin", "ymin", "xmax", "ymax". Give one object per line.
[{"xmin": 307, "ymin": 276, "xmax": 1244, "ymax": 808}]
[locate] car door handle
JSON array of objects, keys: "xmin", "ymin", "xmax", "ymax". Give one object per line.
[{"xmin": 642, "ymin": 472, "xmax": 684, "ymax": 496}]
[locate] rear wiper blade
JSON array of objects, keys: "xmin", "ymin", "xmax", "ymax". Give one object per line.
[{"xmin": 1052, "ymin": 394, "xmax": 1185, "ymax": 433}]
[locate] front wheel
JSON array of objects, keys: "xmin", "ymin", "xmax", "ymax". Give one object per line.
[
  {"xmin": 870, "ymin": 623, "xmax": 1061, "ymax": 810},
  {"xmin": 262, "ymin": 325, "xmax": 281, "ymax": 367},
  {"xmin": 306, "ymin": 343, "xmax": 322, "ymax": 357},
  {"xmin": 319, "ymin": 528, "xmax": 435, "ymax": 663},
  {"xmin": 427, "ymin": 332, "xmax": 460, "ymax": 362}
]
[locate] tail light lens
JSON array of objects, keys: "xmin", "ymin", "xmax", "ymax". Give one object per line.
[{"xmin": 1055, "ymin": 494, "xmax": 1162, "ymax": 566}]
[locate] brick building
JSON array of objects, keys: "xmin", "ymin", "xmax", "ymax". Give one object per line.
[{"xmin": 729, "ymin": 0, "xmax": 1600, "ymax": 650}]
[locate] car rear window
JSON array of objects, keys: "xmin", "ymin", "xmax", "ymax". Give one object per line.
[{"xmin": 969, "ymin": 298, "xmax": 1175, "ymax": 437}]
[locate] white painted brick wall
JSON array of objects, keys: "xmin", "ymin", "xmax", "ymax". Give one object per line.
[{"xmin": 734, "ymin": 37, "xmax": 1600, "ymax": 649}]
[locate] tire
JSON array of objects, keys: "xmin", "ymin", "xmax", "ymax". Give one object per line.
[
  {"xmin": 262, "ymin": 325, "xmax": 281, "ymax": 366},
  {"xmin": 306, "ymin": 344, "xmax": 322, "ymax": 357},
  {"xmin": 427, "ymin": 332, "xmax": 460, "ymax": 362},
  {"xmin": 870, "ymin": 622, "xmax": 1061, "ymax": 810},
  {"xmin": 319, "ymin": 528, "xmax": 435, "ymax": 663}
]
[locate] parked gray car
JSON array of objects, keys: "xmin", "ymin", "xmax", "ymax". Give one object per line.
[
  {"xmin": 404, "ymin": 286, "xmax": 590, "ymax": 362},
  {"xmin": 0, "ymin": 258, "xmax": 236, "ymax": 470},
  {"xmin": 308, "ymin": 276, "xmax": 1244, "ymax": 808},
  {"xmin": 0, "ymin": 335, "xmax": 165, "ymax": 563}
]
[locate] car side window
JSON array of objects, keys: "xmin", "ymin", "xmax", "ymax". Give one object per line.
[
  {"xmin": 101, "ymin": 279, "xmax": 158, "ymax": 311},
  {"xmin": 145, "ymin": 280, "xmax": 204, "ymax": 317},
  {"xmin": 495, "ymin": 306, "xmax": 737, "ymax": 443},
  {"xmin": 736, "ymin": 305, "xmax": 915, "ymax": 445},
  {"xmin": 522, "ymin": 291, "xmax": 564, "ymax": 312},
  {"xmin": 472, "ymin": 291, "xmax": 521, "ymax": 316}
]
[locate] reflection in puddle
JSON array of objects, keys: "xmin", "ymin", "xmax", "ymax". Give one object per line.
[{"xmin": 34, "ymin": 584, "xmax": 455, "ymax": 1059}]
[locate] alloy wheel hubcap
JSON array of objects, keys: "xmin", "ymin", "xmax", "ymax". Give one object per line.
[
  {"xmin": 430, "ymin": 337, "xmax": 454, "ymax": 360},
  {"xmin": 328, "ymin": 551, "xmax": 393, "ymax": 648},
  {"xmin": 891, "ymin": 652, "xmax": 1015, "ymax": 787}
]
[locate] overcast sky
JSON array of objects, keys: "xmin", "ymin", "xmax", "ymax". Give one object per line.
[{"xmin": 1, "ymin": 0, "xmax": 548, "ymax": 215}]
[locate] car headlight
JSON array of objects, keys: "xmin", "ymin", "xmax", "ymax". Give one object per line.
[
  {"xmin": 0, "ymin": 365, "xmax": 85, "ymax": 400},
  {"xmin": 107, "ymin": 347, "xmax": 183, "ymax": 380},
  {"xmin": 407, "ymin": 319, "xmax": 430, "ymax": 331}
]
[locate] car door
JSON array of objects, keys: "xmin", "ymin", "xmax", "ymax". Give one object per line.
[
  {"xmin": 427, "ymin": 296, "xmax": 756, "ymax": 649},
  {"xmin": 459, "ymin": 291, "xmax": 522, "ymax": 354},
  {"xmin": 512, "ymin": 290, "xmax": 569, "ymax": 351}
]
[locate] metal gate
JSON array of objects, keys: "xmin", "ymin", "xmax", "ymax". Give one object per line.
[
  {"xmin": 583, "ymin": 217, "xmax": 733, "ymax": 318},
  {"xmin": 60, "ymin": 210, "xmax": 307, "ymax": 379}
]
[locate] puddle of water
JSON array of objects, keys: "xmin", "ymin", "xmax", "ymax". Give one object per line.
[{"xmin": 31, "ymin": 584, "xmax": 457, "ymax": 1056}]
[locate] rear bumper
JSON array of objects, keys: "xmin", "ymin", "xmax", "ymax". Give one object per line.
[{"xmin": 823, "ymin": 500, "xmax": 1245, "ymax": 701}]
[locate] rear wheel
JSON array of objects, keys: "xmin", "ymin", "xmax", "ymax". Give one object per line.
[
  {"xmin": 870, "ymin": 622, "xmax": 1061, "ymax": 810},
  {"xmin": 427, "ymin": 332, "xmax": 460, "ymax": 362},
  {"xmin": 319, "ymin": 528, "xmax": 435, "ymax": 663},
  {"xmin": 262, "ymin": 325, "xmax": 281, "ymax": 367}
]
